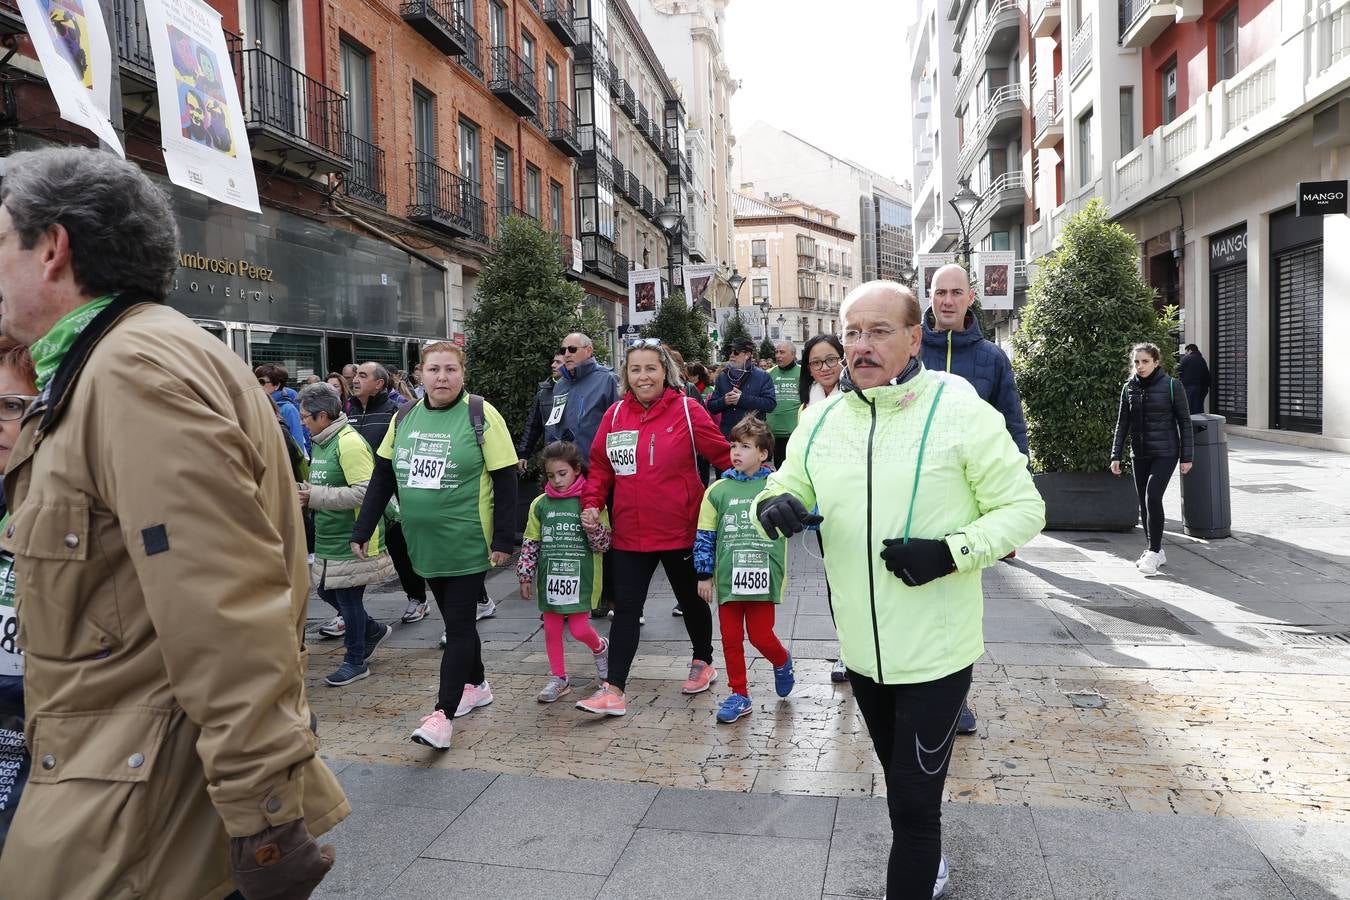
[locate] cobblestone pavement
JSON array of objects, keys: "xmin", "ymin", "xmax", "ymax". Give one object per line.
[{"xmin": 306, "ymin": 437, "xmax": 1350, "ymax": 898}]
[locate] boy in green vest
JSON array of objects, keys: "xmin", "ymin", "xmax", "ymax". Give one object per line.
[{"xmin": 695, "ymin": 417, "xmax": 794, "ymax": 723}]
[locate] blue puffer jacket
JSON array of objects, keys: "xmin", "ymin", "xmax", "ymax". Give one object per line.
[
  {"xmin": 921, "ymin": 312, "xmax": 1029, "ymax": 456},
  {"xmin": 706, "ymin": 364, "xmax": 777, "ymax": 439},
  {"xmin": 545, "ymin": 358, "xmax": 620, "ymax": 459}
]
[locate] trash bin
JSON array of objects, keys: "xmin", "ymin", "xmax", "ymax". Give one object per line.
[{"xmin": 1181, "ymin": 413, "xmax": 1231, "ymax": 539}]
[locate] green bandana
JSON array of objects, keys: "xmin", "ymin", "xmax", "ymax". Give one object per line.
[{"xmin": 31, "ymin": 295, "xmax": 115, "ymax": 391}]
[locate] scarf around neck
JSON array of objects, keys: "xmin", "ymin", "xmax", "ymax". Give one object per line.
[
  {"xmin": 31, "ymin": 294, "xmax": 115, "ymax": 391},
  {"xmin": 546, "ymin": 473, "xmax": 588, "ymax": 499}
]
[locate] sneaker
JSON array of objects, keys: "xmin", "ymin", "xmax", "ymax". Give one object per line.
[
  {"xmin": 715, "ymin": 693, "xmax": 753, "ymax": 723},
  {"xmin": 681, "ymin": 660, "xmax": 718, "ymax": 694},
  {"xmin": 672, "ymin": 604, "xmax": 683, "ymax": 617},
  {"xmin": 831, "ymin": 658, "xmax": 848, "ymax": 683},
  {"xmin": 773, "ymin": 652, "xmax": 795, "ymax": 698},
  {"xmin": 363, "ymin": 624, "xmax": 393, "ymax": 663},
  {"xmin": 401, "ymin": 600, "xmax": 428, "ymax": 623},
  {"xmin": 476, "ymin": 596, "xmax": 497, "ymax": 620},
  {"xmin": 454, "ymin": 681, "xmax": 494, "ymax": 718},
  {"xmin": 537, "ymin": 675, "xmax": 571, "ymax": 703},
  {"xmin": 1156, "ymin": 548, "xmax": 1167, "ymax": 566},
  {"xmin": 590, "ymin": 607, "xmax": 608, "ymax": 619},
  {"xmin": 318, "ymin": 615, "xmax": 345, "ymax": 638},
  {"xmin": 575, "ymin": 683, "xmax": 627, "ymax": 716},
  {"xmin": 933, "ymin": 854, "xmax": 949, "ymax": 898},
  {"xmin": 325, "ymin": 662, "xmax": 369, "ymax": 686},
  {"xmin": 607, "ymin": 609, "xmax": 615, "ymax": 619},
  {"xmin": 439, "ymin": 631, "xmax": 447, "ymax": 648},
  {"xmin": 639, "ymin": 615, "xmax": 646, "ymax": 626},
  {"xmin": 1135, "ymin": 549, "xmax": 1150, "ymax": 567},
  {"xmin": 410, "ymin": 709, "xmax": 453, "ymax": 750},
  {"xmin": 1138, "ymin": 550, "xmax": 1162, "ymax": 576},
  {"xmin": 956, "ymin": 702, "xmax": 977, "ymax": 735},
  {"xmin": 593, "ymin": 637, "xmax": 610, "ymax": 682}
]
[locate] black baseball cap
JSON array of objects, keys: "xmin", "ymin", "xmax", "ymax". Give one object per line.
[{"xmin": 730, "ymin": 337, "xmax": 756, "ymax": 354}]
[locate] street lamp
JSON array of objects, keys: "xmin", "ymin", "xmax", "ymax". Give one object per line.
[
  {"xmin": 657, "ymin": 200, "xmax": 683, "ymax": 299},
  {"xmin": 727, "ymin": 267, "xmax": 745, "ymax": 309},
  {"xmin": 759, "ymin": 298, "xmax": 772, "ymax": 344},
  {"xmin": 947, "ymin": 177, "xmax": 983, "ymax": 264}
]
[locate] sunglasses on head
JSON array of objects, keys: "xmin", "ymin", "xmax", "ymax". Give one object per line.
[{"xmin": 633, "ymin": 338, "xmax": 662, "ymax": 348}]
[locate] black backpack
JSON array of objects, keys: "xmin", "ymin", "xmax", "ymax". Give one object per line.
[{"xmin": 393, "ymin": 394, "xmax": 487, "ymax": 446}]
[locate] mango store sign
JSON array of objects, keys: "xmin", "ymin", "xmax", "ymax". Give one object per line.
[{"xmin": 1297, "ymin": 180, "xmax": 1348, "ymax": 216}]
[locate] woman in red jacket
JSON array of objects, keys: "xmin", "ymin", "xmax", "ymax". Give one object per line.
[{"xmin": 577, "ymin": 341, "xmax": 732, "ymax": 717}]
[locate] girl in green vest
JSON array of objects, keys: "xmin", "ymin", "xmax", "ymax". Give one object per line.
[
  {"xmin": 517, "ymin": 441, "xmax": 612, "ymax": 704},
  {"xmin": 694, "ymin": 417, "xmax": 794, "ymax": 723}
]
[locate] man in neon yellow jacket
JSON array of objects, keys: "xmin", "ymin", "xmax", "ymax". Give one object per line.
[{"xmin": 753, "ymin": 281, "xmax": 1044, "ymax": 900}]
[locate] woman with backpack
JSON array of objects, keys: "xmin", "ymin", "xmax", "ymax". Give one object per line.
[
  {"xmin": 350, "ymin": 342, "xmax": 517, "ymax": 750},
  {"xmin": 574, "ymin": 341, "xmax": 731, "ymax": 717},
  {"xmin": 1110, "ymin": 342, "xmax": 1194, "ymax": 576}
]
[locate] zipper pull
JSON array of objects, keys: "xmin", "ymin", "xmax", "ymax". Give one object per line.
[{"xmin": 649, "ymin": 434, "xmax": 655, "ymax": 465}]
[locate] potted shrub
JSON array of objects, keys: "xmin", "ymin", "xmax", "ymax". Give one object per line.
[{"xmin": 1012, "ymin": 199, "xmax": 1178, "ymax": 531}]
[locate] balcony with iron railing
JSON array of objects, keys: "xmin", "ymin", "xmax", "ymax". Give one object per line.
[
  {"xmin": 1032, "ymin": 0, "xmax": 1060, "ymax": 37},
  {"xmin": 400, "ymin": 0, "xmax": 470, "ymax": 56},
  {"xmin": 540, "ymin": 0, "xmax": 576, "ymax": 47},
  {"xmin": 573, "ymin": 17, "xmax": 604, "ymax": 60},
  {"xmin": 640, "ymin": 186, "xmax": 655, "ymax": 220},
  {"xmin": 408, "ymin": 154, "xmax": 482, "ymax": 238},
  {"xmin": 626, "ymin": 171, "xmax": 641, "ymax": 205},
  {"xmin": 612, "ymin": 158, "xmax": 626, "ymax": 191},
  {"xmin": 955, "ymin": 0, "xmax": 1021, "ymax": 104},
  {"xmin": 112, "ymin": 0, "xmax": 155, "ymax": 90},
  {"xmin": 228, "ymin": 35, "xmax": 351, "ymax": 174},
  {"xmin": 815, "ymin": 258, "xmax": 828, "ymax": 273},
  {"xmin": 489, "ymin": 45, "xmax": 538, "ymax": 116},
  {"xmin": 342, "ymin": 134, "xmax": 387, "ymax": 208},
  {"xmin": 619, "ymin": 82, "xmax": 637, "ymax": 118},
  {"xmin": 842, "ymin": 264, "xmax": 853, "ymax": 278},
  {"xmin": 956, "ymin": 83, "xmax": 1025, "ymax": 175},
  {"xmin": 1070, "ymin": 14, "xmax": 1093, "ymax": 82},
  {"xmin": 456, "ymin": 21, "xmax": 485, "ymax": 81},
  {"xmin": 578, "ymin": 125, "xmax": 611, "ymax": 170},
  {"xmin": 612, "ymin": 250, "xmax": 632, "ymax": 285},
  {"xmin": 636, "ymin": 103, "xmax": 649, "ymax": 133},
  {"xmin": 495, "ymin": 202, "xmax": 538, "ymax": 236},
  {"xmin": 973, "ymin": 171, "xmax": 1025, "ymax": 225},
  {"xmin": 582, "ymin": 234, "xmax": 614, "ymax": 277},
  {"xmin": 828, "ymin": 262, "xmax": 840, "ymax": 275},
  {"xmin": 797, "ymin": 254, "xmax": 815, "ymax": 271},
  {"xmin": 1033, "ymin": 74, "xmax": 1064, "ymax": 148},
  {"xmin": 608, "ymin": 63, "xmax": 622, "ymax": 97},
  {"xmin": 546, "ymin": 101, "xmax": 580, "ymax": 157}
]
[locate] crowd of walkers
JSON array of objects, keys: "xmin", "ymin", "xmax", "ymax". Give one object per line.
[{"xmin": 0, "ymin": 147, "xmax": 1198, "ymax": 900}]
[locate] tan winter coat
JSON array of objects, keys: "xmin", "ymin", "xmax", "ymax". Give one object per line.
[{"xmin": 0, "ymin": 300, "xmax": 349, "ymax": 899}]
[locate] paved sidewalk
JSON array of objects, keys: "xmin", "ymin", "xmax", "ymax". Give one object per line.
[{"xmin": 307, "ymin": 436, "xmax": 1350, "ymax": 898}]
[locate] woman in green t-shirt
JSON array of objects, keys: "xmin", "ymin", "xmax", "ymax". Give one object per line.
[{"xmin": 351, "ymin": 343, "xmax": 518, "ymax": 751}]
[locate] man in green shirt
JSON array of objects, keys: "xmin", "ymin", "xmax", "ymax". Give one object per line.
[{"xmin": 765, "ymin": 340, "xmax": 802, "ymax": 469}]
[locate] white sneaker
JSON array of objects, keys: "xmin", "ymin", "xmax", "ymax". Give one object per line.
[
  {"xmin": 454, "ymin": 680, "xmax": 494, "ymax": 718},
  {"xmin": 1156, "ymin": 548, "xmax": 1167, "ymax": 566},
  {"xmin": 318, "ymin": 615, "xmax": 345, "ymax": 638},
  {"xmin": 932, "ymin": 854, "xmax": 949, "ymax": 898},
  {"xmin": 476, "ymin": 597, "xmax": 497, "ymax": 620},
  {"xmin": 401, "ymin": 600, "xmax": 428, "ymax": 623},
  {"xmin": 439, "ymin": 631, "xmax": 447, "ymax": 648},
  {"xmin": 1138, "ymin": 550, "xmax": 1162, "ymax": 576}
]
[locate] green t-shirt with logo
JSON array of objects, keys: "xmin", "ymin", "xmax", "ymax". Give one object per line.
[
  {"xmin": 523, "ymin": 494, "xmax": 607, "ymax": 615},
  {"xmin": 697, "ymin": 475, "xmax": 786, "ymax": 604},
  {"xmin": 766, "ymin": 364, "xmax": 801, "ymax": 436},
  {"xmin": 310, "ymin": 424, "xmax": 381, "ymax": 561},
  {"xmin": 377, "ymin": 394, "xmax": 516, "ymax": 577},
  {"xmin": 0, "ymin": 512, "xmax": 20, "ymax": 677}
]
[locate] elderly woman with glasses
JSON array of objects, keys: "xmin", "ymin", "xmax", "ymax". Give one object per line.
[
  {"xmin": 297, "ymin": 383, "xmax": 395, "ymax": 688},
  {"xmin": 574, "ymin": 340, "xmax": 732, "ymax": 717}
]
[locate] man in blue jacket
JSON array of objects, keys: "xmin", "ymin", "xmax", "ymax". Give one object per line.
[
  {"xmin": 707, "ymin": 336, "xmax": 777, "ymax": 440},
  {"xmin": 921, "ymin": 264, "xmax": 1029, "ymax": 736},
  {"xmin": 546, "ymin": 332, "xmax": 619, "ymax": 460},
  {"xmin": 255, "ymin": 362, "xmax": 310, "ymax": 457}
]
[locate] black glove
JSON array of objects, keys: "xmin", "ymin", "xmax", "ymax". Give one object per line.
[
  {"xmin": 880, "ymin": 538, "xmax": 956, "ymax": 587},
  {"xmin": 230, "ymin": 818, "xmax": 336, "ymax": 900},
  {"xmin": 757, "ymin": 493, "xmax": 823, "ymax": 539}
]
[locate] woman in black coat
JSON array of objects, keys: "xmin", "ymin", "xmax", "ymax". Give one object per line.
[{"xmin": 1110, "ymin": 342, "xmax": 1194, "ymax": 575}]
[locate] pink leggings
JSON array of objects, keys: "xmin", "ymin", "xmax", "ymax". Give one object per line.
[{"xmin": 543, "ymin": 612, "xmax": 605, "ymax": 678}]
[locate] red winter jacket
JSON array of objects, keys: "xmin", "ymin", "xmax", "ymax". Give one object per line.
[{"xmin": 585, "ymin": 387, "xmax": 732, "ymax": 552}]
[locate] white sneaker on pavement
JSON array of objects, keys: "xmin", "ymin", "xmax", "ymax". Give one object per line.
[
  {"xmin": 933, "ymin": 854, "xmax": 949, "ymax": 898},
  {"xmin": 476, "ymin": 597, "xmax": 497, "ymax": 620},
  {"xmin": 318, "ymin": 615, "xmax": 345, "ymax": 638},
  {"xmin": 1157, "ymin": 548, "xmax": 1167, "ymax": 566},
  {"xmin": 1138, "ymin": 550, "xmax": 1162, "ymax": 576},
  {"xmin": 401, "ymin": 600, "xmax": 429, "ymax": 623},
  {"xmin": 439, "ymin": 631, "xmax": 447, "ymax": 648}
]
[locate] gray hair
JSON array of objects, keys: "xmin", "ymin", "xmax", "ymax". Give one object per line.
[
  {"xmin": 564, "ymin": 332, "xmax": 593, "ymax": 348},
  {"xmin": 773, "ymin": 340, "xmax": 796, "ymax": 355},
  {"xmin": 360, "ymin": 361, "xmax": 390, "ymax": 389},
  {"xmin": 0, "ymin": 147, "xmax": 180, "ymax": 299},
  {"xmin": 298, "ymin": 382, "xmax": 343, "ymax": 421}
]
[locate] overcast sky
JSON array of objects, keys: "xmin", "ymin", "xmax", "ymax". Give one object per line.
[{"xmin": 723, "ymin": 0, "xmax": 916, "ymax": 183}]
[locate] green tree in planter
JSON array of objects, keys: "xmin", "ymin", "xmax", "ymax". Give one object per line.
[
  {"xmin": 639, "ymin": 292, "xmax": 713, "ymax": 363},
  {"xmin": 757, "ymin": 338, "xmax": 776, "ymax": 360},
  {"xmin": 719, "ymin": 311, "xmax": 751, "ymax": 359},
  {"xmin": 1012, "ymin": 199, "xmax": 1178, "ymax": 473},
  {"xmin": 465, "ymin": 217, "xmax": 607, "ymax": 440}
]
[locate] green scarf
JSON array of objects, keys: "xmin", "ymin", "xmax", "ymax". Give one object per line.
[{"xmin": 31, "ymin": 295, "xmax": 115, "ymax": 391}]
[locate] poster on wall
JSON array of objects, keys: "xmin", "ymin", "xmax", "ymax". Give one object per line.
[
  {"xmin": 683, "ymin": 263, "xmax": 716, "ymax": 309},
  {"xmin": 916, "ymin": 252, "xmax": 957, "ymax": 309},
  {"xmin": 144, "ymin": 0, "xmax": 260, "ymax": 212},
  {"xmin": 18, "ymin": 0, "xmax": 123, "ymax": 154},
  {"xmin": 976, "ymin": 250, "xmax": 1015, "ymax": 310},
  {"xmin": 628, "ymin": 267, "xmax": 662, "ymax": 326}
]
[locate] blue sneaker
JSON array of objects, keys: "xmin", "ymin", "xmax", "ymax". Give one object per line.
[
  {"xmin": 773, "ymin": 652, "xmax": 795, "ymax": 697},
  {"xmin": 715, "ymin": 693, "xmax": 753, "ymax": 723},
  {"xmin": 364, "ymin": 623, "xmax": 393, "ymax": 663},
  {"xmin": 956, "ymin": 702, "xmax": 977, "ymax": 735},
  {"xmin": 325, "ymin": 661, "xmax": 369, "ymax": 686}
]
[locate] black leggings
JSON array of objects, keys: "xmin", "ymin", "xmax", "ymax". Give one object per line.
[
  {"xmin": 607, "ymin": 548, "xmax": 713, "ymax": 691},
  {"xmin": 386, "ymin": 521, "xmax": 427, "ymax": 603},
  {"xmin": 426, "ymin": 571, "xmax": 487, "ymax": 714},
  {"xmin": 848, "ymin": 665, "xmax": 973, "ymax": 900},
  {"xmin": 1132, "ymin": 456, "xmax": 1177, "ymax": 552}
]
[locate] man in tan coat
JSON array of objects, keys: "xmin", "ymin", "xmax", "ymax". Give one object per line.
[{"xmin": 0, "ymin": 148, "xmax": 348, "ymax": 897}]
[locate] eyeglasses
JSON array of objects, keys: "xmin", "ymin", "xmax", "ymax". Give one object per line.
[
  {"xmin": 559, "ymin": 345, "xmax": 582, "ymax": 354},
  {"xmin": 0, "ymin": 394, "xmax": 36, "ymax": 421},
  {"xmin": 841, "ymin": 326, "xmax": 899, "ymax": 346},
  {"xmin": 808, "ymin": 355, "xmax": 842, "ymax": 371}
]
